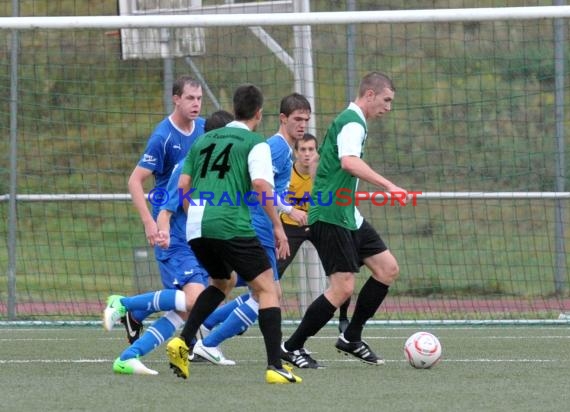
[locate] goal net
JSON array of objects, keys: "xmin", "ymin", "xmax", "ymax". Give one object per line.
[{"xmin": 1, "ymin": 0, "xmax": 569, "ymax": 324}]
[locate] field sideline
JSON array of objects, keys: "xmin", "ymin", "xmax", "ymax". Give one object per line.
[{"xmin": 1, "ymin": 325, "xmax": 569, "ymax": 412}]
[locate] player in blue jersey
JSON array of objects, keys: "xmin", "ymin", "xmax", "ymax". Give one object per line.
[
  {"xmin": 121, "ymin": 76, "xmax": 205, "ymax": 342},
  {"xmin": 102, "ymin": 110, "xmax": 234, "ymax": 375},
  {"xmin": 190, "ymin": 93, "xmax": 312, "ymax": 365},
  {"xmin": 104, "ymin": 158, "xmax": 208, "ymax": 375}
]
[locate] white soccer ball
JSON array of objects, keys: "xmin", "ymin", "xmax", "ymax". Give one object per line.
[{"xmin": 404, "ymin": 331, "xmax": 442, "ymax": 369}]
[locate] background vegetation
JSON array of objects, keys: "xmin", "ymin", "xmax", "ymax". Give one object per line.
[{"xmin": 1, "ymin": 0, "xmax": 569, "ymax": 320}]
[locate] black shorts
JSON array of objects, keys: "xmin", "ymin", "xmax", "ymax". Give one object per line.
[
  {"xmin": 309, "ymin": 219, "xmax": 387, "ymax": 276},
  {"xmin": 189, "ymin": 237, "xmax": 271, "ymax": 282},
  {"xmin": 277, "ymin": 224, "xmax": 312, "ymax": 279}
]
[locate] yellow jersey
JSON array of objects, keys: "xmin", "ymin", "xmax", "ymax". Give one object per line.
[{"xmin": 281, "ymin": 164, "xmax": 313, "ymax": 226}]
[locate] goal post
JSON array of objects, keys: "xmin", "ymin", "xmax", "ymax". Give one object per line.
[
  {"xmin": 2, "ymin": 6, "xmax": 570, "ymax": 28},
  {"xmin": 1, "ymin": 2, "xmax": 569, "ymax": 324},
  {"xmin": 116, "ymin": 0, "xmax": 316, "ymax": 128}
]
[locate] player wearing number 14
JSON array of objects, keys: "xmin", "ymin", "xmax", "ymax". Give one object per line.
[
  {"xmin": 181, "ymin": 127, "xmax": 258, "ymax": 237},
  {"xmin": 169, "ymin": 84, "xmax": 301, "ymax": 384}
]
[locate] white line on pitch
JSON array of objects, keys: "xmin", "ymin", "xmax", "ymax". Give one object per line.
[
  {"xmin": 0, "ymin": 358, "xmax": 566, "ymax": 365},
  {"xmin": 2, "ymin": 335, "xmax": 570, "ymax": 343}
]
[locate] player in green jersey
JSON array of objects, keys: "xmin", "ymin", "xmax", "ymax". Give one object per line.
[
  {"xmin": 281, "ymin": 72, "xmax": 410, "ymax": 368},
  {"xmin": 166, "ymin": 84, "xmax": 302, "ymax": 384}
]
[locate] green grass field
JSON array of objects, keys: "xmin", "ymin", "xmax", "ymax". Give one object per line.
[{"xmin": 1, "ymin": 325, "xmax": 569, "ymax": 411}]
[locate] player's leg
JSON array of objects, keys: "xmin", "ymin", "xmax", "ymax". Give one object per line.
[
  {"xmin": 167, "ymin": 238, "xmax": 231, "ymax": 379},
  {"xmin": 201, "ymin": 291, "xmax": 251, "ymax": 332},
  {"xmin": 193, "ymin": 293, "xmax": 257, "ymax": 366},
  {"xmin": 116, "ymin": 284, "xmax": 203, "ymax": 363},
  {"xmin": 342, "ymin": 252, "xmax": 396, "ymax": 342},
  {"xmin": 112, "ymin": 311, "xmax": 183, "ymax": 375},
  {"xmin": 112, "ymin": 254, "xmax": 208, "ymax": 375},
  {"xmin": 338, "ymin": 297, "xmax": 351, "ymax": 333},
  {"xmin": 204, "ymin": 295, "xmax": 258, "ymax": 347},
  {"xmin": 335, "ymin": 219, "xmax": 397, "ymax": 365},
  {"xmin": 108, "ymin": 259, "xmax": 180, "ymax": 344},
  {"xmin": 281, "ymin": 271, "xmax": 351, "ymax": 369},
  {"xmin": 105, "ymin": 258, "xmax": 184, "ymax": 343},
  {"xmin": 219, "ymin": 237, "xmax": 300, "ymax": 383},
  {"xmin": 248, "ymin": 268, "xmax": 301, "ymax": 384},
  {"xmin": 103, "ymin": 289, "xmax": 187, "ymax": 332},
  {"xmin": 119, "ymin": 256, "xmax": 165, "ymax": 344},
  {"xmin": 277, "ymin": 224, "xmax": 307, "ymax": 279},
  {"xmin": 167, "ymin": 281, "xmax": 228, "ymax": 378},
  {"xmin": 190, "ymin": 272, "xmax": 242, "ymax": 361},
  {"xmin": 177, "ymin": 251, "xmax": 230, "ymax": 347},
  {"xmin": 196, "ymin": 245, "xmax": 277, "ymax": 365},
  {"xmin": 281, "ymin": 221, "xmax": 355, "ymax": 368}
]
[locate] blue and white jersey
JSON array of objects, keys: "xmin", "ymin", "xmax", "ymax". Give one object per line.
[
  {"xmin": 157, "ymin": 160, "xmax": 192, "ymax": 260},
  {"xmin": 137, "ymin": 115, "xmax": 205, "ymax": 219},
  {"xmin": 250, "ymin": 133, "xmax": 293, "ymax": 248}
]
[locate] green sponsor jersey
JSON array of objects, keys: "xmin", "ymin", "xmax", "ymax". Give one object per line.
[
  {"xmin": 308, "ymin": 107, "xmax": 367, "ymax": 230},
  {"xmin": 181, "ymin": 125, "xmax": 266, "ymax": 239}
]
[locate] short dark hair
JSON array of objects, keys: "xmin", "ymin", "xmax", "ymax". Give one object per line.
[
  {"xmin": 233, "ymin": 84, "xmax": 263, "ymax": 121},
  {"xmin": 358, "ymin": 72, "xmax": 395, "ymax": 97},
  {"xmin": 172, "ymin": 76, "xmax": 201, "ymax": 96},
  {"xmin": 279, "ymin": 93, "xmax": 311, "ymax": 117},
  {"xmin": 205, "ymin": 110, "xmax": 234, "ymax": 132},
  {"xmin": 294, "ymin": 132, "xmax": 318, "ymax": 151}
]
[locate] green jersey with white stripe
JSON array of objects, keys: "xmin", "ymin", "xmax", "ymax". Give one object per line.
[
  {"xmin": 181, "ymin": 125, "xmax": 267, "ymax": 240},
  {"xmin": 308, "ymin": 107, "xmax": 367, "ymax": 230}
]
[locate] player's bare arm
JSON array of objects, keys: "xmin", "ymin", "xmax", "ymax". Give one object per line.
[
  {"xmin": 156, "ymin": 209, "xmax": 172, "ymax": 249},
  {"xmin": 128, "ymin": 165, "xmax": 159, "ymax": 245},
  {"xmin": 277, "ymin": 192, "xmax": 307, "ymax": 226},
  {"xmin": 253, "ymin": 178, "xmax": 290, "ymax": 260},
  {"xmin": 308, "ymin": 151, "xmax": 319, "ymax": 179},
  {"xmin": 340, "ymin": 155, "xmax": 409, "ymax": 204},
  {"xmin": 286, "ymin": 208, "xmax": 308, "ymax": 226}
]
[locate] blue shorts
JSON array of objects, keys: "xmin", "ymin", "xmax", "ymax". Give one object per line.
[
  {"xmin": 157, "ymin": 248, "xmax": 209, "ymax": 290},
  {"xmin": 234, "ymin": 244, "xmax": 278, "ymax": 287}
]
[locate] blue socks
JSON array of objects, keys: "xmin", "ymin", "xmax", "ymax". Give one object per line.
[
  {"xmin": 118, "ymin": 291, "xmax": 260, "ymax": 360},
  {"xmin": 203, "ymin": 297, "xmax": 259, "ymax": 348},
  {"xmin": 202, "ymin": 292, "xmax": 250, "ymax": 330},
  {"xmin": 120, "ymin": 311, "xmax": 184, "ymax": 360},
  {"xmin": 120, "ymin": 290, "xmax": 186, "ymax": 323}
]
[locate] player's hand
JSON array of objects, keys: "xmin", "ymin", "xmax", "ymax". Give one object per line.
[
  {"xmin": 386, "ymin": 184, "xmax": 410, "ymax": 205},
  {"xmin": 144, "ymin": 221, "xmax": 159, "ymax": 246},
  {"xmin": 308, "ymin": 152, "xmax": 319, "ymax": 178},
  {"xmin": 156, "ymin": 230, "xmax": 170, "ymax": 249},
  {"xmin": 274, "ymin": 227, "xmax": 290, "ymax": 260},
  {"xmin": 288, "ymin": 208, "xmax": 308, "ymax": 226}
]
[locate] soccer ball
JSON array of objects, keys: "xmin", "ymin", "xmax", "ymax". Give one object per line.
[{"xmin": 404, "ymin": 331, "xmax": 442, "ymax": 369}]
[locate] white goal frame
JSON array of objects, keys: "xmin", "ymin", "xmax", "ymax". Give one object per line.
[
  {"xmin": 1, "ymin": 6, "xmax": 570, "ymax": 28},
  {"xmin": 2, "ymin": 5, "xmax": 569, "ymax": 323}
]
